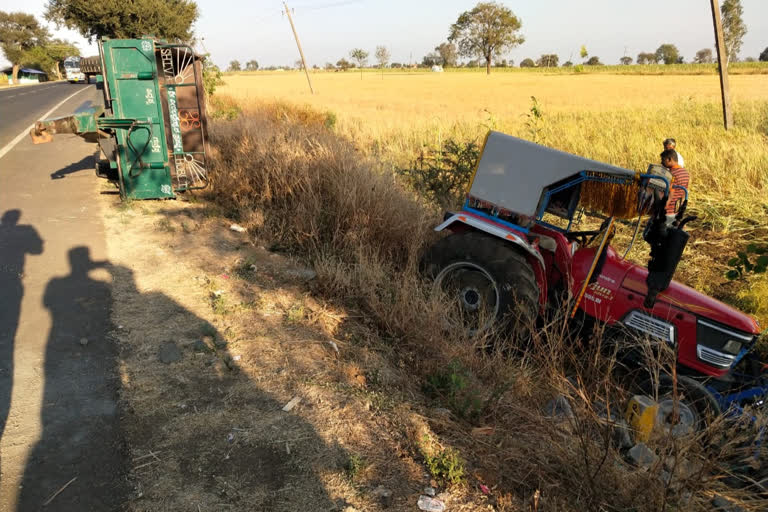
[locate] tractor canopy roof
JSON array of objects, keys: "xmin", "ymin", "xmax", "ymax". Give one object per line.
[{"xmin": 469, "ymin": 131, "xmax": 656, "ymax": 220}]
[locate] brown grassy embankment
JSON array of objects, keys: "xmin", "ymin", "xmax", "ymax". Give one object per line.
[{"xmin": 206, "ymin": 100, "xmax": 768, "ymax": 511}]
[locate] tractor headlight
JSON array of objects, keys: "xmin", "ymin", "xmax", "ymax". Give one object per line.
[
  {"xmin": 721, "ymin": 339, "xmax": 743, "ymax": 355},
  {"xmin": 696, "ymin": 319, "xmax": 754, "ymax": 368}
]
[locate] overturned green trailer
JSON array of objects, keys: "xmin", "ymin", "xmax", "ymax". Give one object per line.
[{"xmin": 32, "ymin": 37, "xmax": 209, "ymax": 200}]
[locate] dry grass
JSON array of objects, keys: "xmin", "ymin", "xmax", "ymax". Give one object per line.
[
  {"xmin": 104, "ymin": 198, "xmax": 436, "ymax": 511},
  {"xmin": 203, "ymin": 102, "xmax": 768, "ymax": 511}
]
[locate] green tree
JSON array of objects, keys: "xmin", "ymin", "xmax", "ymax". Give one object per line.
[
  {"xmin": 580, "ymin": 45, "xmax": 588, "ymax": 61},
  {"xmin": 349, "ymin": 48, "xmax": 368, "ymax": 68},
  {"xmin": 227, "ymin": 60, "xmax": 240, "ymax": 71},
  {"xmin": 201, "ymin": 53, "xmax": 222, "ymax": 96},
  {"xmin": 519, "ymin": 58, "xmax": 535, "ymax": 68},
  {"xmin": 619, "ymin": 56, "xmax": 632, "ymax": 65},
  {"xmin": 760, "ymin": 47, "xmax": 768, "ymax": 62},
  {"xmin": 375, "ymin": 45, "xmax": 390, "ymax": 68},
  {"xmin": 586, "ymin": 56, "xmax": 602, "ymax": 66},
  {"xmin": 562, "ymin": 60, "xmax": 573, "ymax": 67},
  {"xmin": 435, "ymin": 42, "xmax": 457, "ymax": 67},
  {"xmin": 655, "ymin": 44, "xmax": 680, "ymax": 65},
  {"xmin": 336, "ymin": 57, "xmax": 351, "ymax": 71},
  {"xmin": 694, "ymin": 48, "xmax": 713, "ymax": 64},
  {"xmin": 636, "ymin": 52, "xmax": 658, "ymax": 65},
  {"xmin": 0, "ymin": 11, "xmax": 51, "ymax": 84},
  {"xmin": 350, "ymin": 48, "xmax": 368, "ymax": 78},
  {"xmin": 537, "ymin": 54, "xmax": 558, "ymax": 67},
  {"xmin": 448, "ymin": 2, "xmax": 524, "ymax": 75},
  {"xmin": 422, "ymin": 52, "xmax": 441, "ymax": 67},
  {"xmin": 44, "ymin": 0, "xmax": 198, "ymax": 42},
  {"xmin": 245, "ymin": 59, "xmax": 259, "ymax": 71},
  {"xmin": 721, "ymin": 0, "xmax": 747, "ymax": 63},
  {"xmin": 29, "ymin": 38, "xmax": 80, "ymax": 79}
]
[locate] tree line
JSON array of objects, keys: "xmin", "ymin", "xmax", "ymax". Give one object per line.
[
  {"xmin": 1, "ymin": 0, "xmax": 199, "ymax": 84},
  {"xmin": 249, "ymin": 0, "xmax": 764, "ymax": 73},
  {"xmin": 0, "ymin": 11, "xmax": 79, "ymax": 83}
]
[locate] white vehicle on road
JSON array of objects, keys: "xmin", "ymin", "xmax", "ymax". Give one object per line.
[{"xmin": 63, "ymin": 57, "xmax": 85, "ymax": 83}]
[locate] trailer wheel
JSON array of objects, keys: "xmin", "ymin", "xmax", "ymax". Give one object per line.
[{"xmin": 424, "ymin": 232, "xmax": 539, "ymax": 337}]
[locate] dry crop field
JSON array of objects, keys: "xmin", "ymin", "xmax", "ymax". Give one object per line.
[
  {"xmin": 219, "ymin": 70, "xmax": 768, "ymax": 325},
  {"xmin": 219, "ymin": 71, "xmax": 767, "ymax": 144}
]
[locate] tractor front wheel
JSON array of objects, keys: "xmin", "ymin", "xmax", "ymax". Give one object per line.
[
  {"xmin": 424, "ymin": 232, "xmax": 540, "ymax": 337},
  {"xmin": 652, "ymin": 374, "xmax": 721, "ymax": 434}
]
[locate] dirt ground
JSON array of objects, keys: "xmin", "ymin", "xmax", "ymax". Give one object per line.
[{"xmin": 101, "ymin": 190, "xmax": 497, "ymax": 511}]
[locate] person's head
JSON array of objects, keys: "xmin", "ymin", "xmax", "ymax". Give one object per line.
[
  {"xmin": 660, "ymin": 148, "xmax": 679, "ymax": 168},
  {"xmin": 1, "ymin": 209, "xmax": 21, "ymax": 226},
  {"xmin": 663, "ymin": 138, "xmax": 677, "ymax": 151},
  {"xmin": 68, "ymin": 246, "xmax": 107, "ymax": 275}
]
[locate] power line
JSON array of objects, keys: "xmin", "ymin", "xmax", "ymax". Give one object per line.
[{"xmin": 292, "ymin": 0, "xmax": 366, "ymax": 12}]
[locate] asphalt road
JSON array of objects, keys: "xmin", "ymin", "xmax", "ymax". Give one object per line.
[
  {"xmin": 0, "ymin": 82, "xmax": 95, "ymax": 149},
  {"xmin": 0, "ymin": 82, "xmax": 127, "ymax": 510}
]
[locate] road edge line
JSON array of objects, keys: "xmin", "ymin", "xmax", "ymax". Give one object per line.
[{"xmin": 0, "ymin": 86, "xmax": 91, "ymax": 162}]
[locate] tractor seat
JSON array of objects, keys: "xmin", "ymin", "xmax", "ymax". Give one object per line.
[{"xmin": 535, "ymin": 234, "xmax": 557, "ymax": 252}]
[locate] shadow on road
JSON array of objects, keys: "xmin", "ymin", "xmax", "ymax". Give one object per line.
[
  {"xmin": 16, "ymin": 247, "xmax": 340, "ymax": 510},
  {"xmin": 0, "ymin": 210, "xmax": 43, "ymax": 450},
  {"xmin": 16, "ymin": 247, "xmax": 126, "ymax": 511},
  {"xmin": 50, "ymin": 155, "xmax": 94, "ymax": 180}
]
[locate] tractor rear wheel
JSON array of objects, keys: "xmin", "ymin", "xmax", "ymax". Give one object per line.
[{"xmin": 424, "ymin": 232, "xmax": 539, "ymax": 337}]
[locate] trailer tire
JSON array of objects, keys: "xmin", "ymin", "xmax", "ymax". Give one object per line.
[{"xmin": 424, "ymin": 231, "xmax": 539, "ymax": 338}]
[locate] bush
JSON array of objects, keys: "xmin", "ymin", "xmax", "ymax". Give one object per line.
[
  {"xmin": 398, "ymin": 138, "xmax": 480, "ymax": 208},
  {"xmin": 202, "ymin": 54, "xmax": 224, "ymax": 97},
  {"xmin": 726, "ymin": 243, "xmax": 768, "ymax": 279},
  {"xmin": 424, "ymin": 359, "xmax": 485, "ymax": 419},
  {"xmin": 423, "ymin": 445, "xmax": 465, "ymax": 485}
]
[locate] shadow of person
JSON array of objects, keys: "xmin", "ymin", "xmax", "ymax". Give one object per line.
[
  {"xmin": 20, "ymin": 249, "xmax": 340, "ymax": 511},
  {"xmin": 0, "ymin": 210, "xmax": 43, "ymax": 447},
  {"xmin": 104, "ymin": 262, "xmax": 342, "ymax": 511},
  {"xmin": 17, "ymin": 247, "xmax": 126, "ymax": 511}
]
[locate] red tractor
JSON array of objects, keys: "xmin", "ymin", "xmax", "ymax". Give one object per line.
[{"xmin": 425, "ymin": 132, "xmax": 765, "ymax": 427}]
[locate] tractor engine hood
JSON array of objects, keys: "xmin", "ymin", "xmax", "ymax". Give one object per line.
[{"xmin": 621, "ymin": 266, "xmax": 761, "ymax": 335}]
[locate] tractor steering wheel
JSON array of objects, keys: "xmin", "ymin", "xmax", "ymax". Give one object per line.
[{"xmin": 565, "ymin": 230, "xmax": 601, "ymax": 246}]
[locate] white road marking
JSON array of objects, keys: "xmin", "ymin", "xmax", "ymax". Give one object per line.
[{"xmin": 0, "ymin": 86, "xmax": 90, "ymax": 162}]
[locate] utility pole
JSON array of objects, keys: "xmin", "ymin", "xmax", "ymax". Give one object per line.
[
  {"xmin": 283, "ymin": 2, "xmax": 314, "ymax": 95},
  {"xmin": 710, "ymin": 0, "xmax": 732, "ymax": 129}
]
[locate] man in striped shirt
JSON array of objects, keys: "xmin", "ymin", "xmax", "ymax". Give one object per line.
[
  {"xmin": 663, "ymin": 138, "xmax": 685, "ymax": 168},
  {"xmin": 661, "ymin": 149, "xmax": 690, "ymax": 224}
]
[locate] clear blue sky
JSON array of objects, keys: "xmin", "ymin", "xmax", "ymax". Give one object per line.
[{"xmin": 1, "ymin": 0, "xmax": 767, "ymax": 68}]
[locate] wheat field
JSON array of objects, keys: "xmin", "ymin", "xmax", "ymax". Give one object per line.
[{"xmin": 221, "ymin": 71, "xmax": 767, "ymax": 137}]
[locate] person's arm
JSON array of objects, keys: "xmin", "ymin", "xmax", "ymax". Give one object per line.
[{"xmin": 27, "ymin": 227, "xmax": 43, "ymax": 255}]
